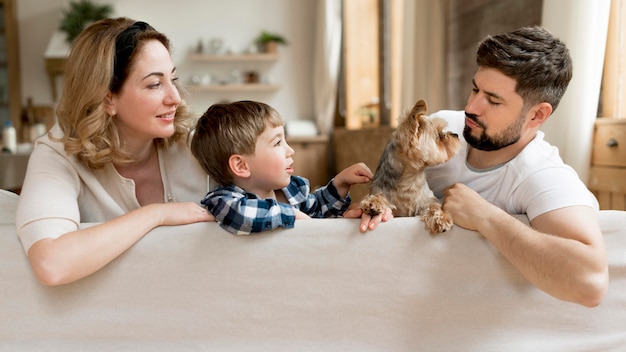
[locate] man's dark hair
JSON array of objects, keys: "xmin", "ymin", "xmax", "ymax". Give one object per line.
[{"xmin": 476, "ymin": 26, "xmax": 572, "ymax": 111}]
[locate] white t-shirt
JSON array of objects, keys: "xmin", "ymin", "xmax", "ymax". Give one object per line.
[
  {"xmin": 15, "ymin": 124, "xmax": 211, "ymax": 253},
  {"xmin": 425, "ymin": 110, "xmax": 598, "ymax": 221}
]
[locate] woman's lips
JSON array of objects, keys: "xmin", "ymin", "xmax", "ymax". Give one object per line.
[{"xmin": 158, "ymin": 111, "xmax": 176, "ymax": 120}]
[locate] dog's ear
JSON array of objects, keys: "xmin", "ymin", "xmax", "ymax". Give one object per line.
[{"xmin": 410, "ymin": 99, "xmax": 428, "ymax": 116}]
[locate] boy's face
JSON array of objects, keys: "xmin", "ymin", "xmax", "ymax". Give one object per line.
[{"xmin": 244, "ymin": 124, "xmax": 295, "ymax": 195}]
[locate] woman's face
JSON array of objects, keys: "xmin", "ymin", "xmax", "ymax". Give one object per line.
[{"xmin": 109, "ymin": 39, "xmax": 181, "ymax": 148}]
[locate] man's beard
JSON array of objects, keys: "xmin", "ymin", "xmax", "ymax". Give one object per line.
[{"xmin": 463, "ymin": 111, "xmax": 526, "ymax": 151}]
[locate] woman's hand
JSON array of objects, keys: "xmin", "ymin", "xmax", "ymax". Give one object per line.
[{"xmin": 153, "ymin": 202, "xmax": 214, "ymax": 226}]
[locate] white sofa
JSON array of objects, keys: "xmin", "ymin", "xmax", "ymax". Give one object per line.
[{"xmin": 1, "ymin": 190, "xmax": 625, "ymax": 351}]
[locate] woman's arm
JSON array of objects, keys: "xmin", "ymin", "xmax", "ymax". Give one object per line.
[{"xmin": 27, "ymin": 202, "xmax": 212, "ymax": 286}]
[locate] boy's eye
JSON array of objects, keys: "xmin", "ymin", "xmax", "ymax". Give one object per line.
[{"xmin": 274, "ymin": 139, "xmax": 282, "ymax": 147}]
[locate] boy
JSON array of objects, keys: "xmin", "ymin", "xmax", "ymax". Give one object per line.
[{"xmin": 191, "ymin": 100, "xmax": 373, "ymax": 234}]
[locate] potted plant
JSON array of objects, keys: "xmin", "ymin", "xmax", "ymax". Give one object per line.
[
  {"xmin": 255, "ymin": 30, "xmax": 288, "ymax": 54},
  {"xmin": 59, "ymin": 0, "xmax": 113, "ymax": 43}
]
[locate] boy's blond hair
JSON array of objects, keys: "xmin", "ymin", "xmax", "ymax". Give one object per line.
[{"xmin": 191, "ymin": 100, "xmax": 284, "ymax": 186}]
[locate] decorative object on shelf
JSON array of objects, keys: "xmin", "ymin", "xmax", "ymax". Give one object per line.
[
  {"xmin": 195, "ymin": 39, "xmax": 204, "ymax": 54},
  {"xmin": 255, "ymin": 30, "xmax": 288, "ymax": 53},
  {"xmin": 190, "ymin": 74, "xmax": 201, "ymax": 85},
  {"xmin": 357, "ymin": 98, "xmax": 381, "ymax": 128},
  {"xmin": 20, "ymin": 97, "xmax": 54, "ymax": 143},
  {"xmin": 2, "ymin": 120, "xmax": 17, "ymax": 154},
  {"xmin": 244, "ymin": 71, "xmax": 260, "ymax": 84},
  {"xmin": 247, "ymin": 43, "xmax": 259, "ymax": 54},
  {"xmin": 59, "ymin": 0, "xmax": 113, "ymax": 43},
  {"xmin": 230, "ymin": 69, "xmax": 242, "ymax": 84},
  {"xmin": 207, "ymin": 38, "xmax": 224, "ymax": 55}
]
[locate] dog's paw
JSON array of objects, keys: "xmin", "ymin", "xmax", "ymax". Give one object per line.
[
  {"xmin": 359, "ymin": 194, "xmax": 393, "ymax": 216},
  {"xmin": 421, "ymin": 202, "xmax": 453, "ymax": 234}
]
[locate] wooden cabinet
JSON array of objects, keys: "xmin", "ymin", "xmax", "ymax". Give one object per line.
[
  {"xmin": 188, "ymin": 53, "xmax": 280, "ymax": 93},
  {"xmin": 589, "ymin": 118, "xmax": 626, "ymax": 210},
  {"xmin": 0, "ymin": 0, "xmax": 21, "ymax": 134},
  {"xmin": 332, "ymin": 127, "xmax": 395, "ymax": 203},
  {"xmin": 287, "ymin": 135, "xmax": 329, "ymax": 190}
]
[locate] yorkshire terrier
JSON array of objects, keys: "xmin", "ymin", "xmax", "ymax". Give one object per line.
[{"xmin": 359, "ymin": 99, "xmax": 461, "ymax": 233}]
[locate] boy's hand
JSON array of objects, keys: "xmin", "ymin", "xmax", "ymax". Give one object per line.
[{"xmin": 333, "ymin": 162, "xmax": 373, "ymax": 198}]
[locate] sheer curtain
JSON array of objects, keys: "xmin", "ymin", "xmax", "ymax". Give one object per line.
[
  {"xmin": 313, "ymin": 0, "xmax": 343, "ymax": 136},
  {"xmin": 400, "ymin": 0, "xmax": 447, "ymax": 113},
  {"xmin": 314, "ymin": 0, "xmax": 446, "ymax": 132},
  {"xmin": 540, "ymin": 0, "xmax": 611, "ymax": 184}
]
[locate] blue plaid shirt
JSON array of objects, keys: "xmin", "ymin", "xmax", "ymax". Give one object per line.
[{"xmin": 201, "ymin": 175, "xmax": 351, "ymax": 235}]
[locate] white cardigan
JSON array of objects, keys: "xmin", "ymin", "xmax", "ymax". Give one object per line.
[{"xmin": 14, "ymin": 124, "xmax": 211, "ymax": 252}]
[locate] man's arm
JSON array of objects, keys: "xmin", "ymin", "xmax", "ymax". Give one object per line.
[{"xmin": 442, "ymin": 183, "xmax": 608, "ymax": 307}]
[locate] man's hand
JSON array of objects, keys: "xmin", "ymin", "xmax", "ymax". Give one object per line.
[{"xmin": 442, "ymin": 183, "xmax": 496, "ymax": 231}]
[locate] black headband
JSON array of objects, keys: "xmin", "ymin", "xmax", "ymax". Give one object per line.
[{"xmin": 110, "ymin": 21, "xmax": 155, "ymax": 92}]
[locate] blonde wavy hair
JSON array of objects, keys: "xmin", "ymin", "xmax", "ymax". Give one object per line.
[{"xmin": 55, "ymin": 17, "xmax": 194, "ymax": 169}]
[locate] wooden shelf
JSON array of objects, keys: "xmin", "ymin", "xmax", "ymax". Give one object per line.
[
  {"xmin": 188, "ymin": 51, "xmax": 280, "ymax": 94},
  {"xmin": 189, "ymin": 83, "xmax": 280, "ymax": 92},
  {"xmin": 188, "ymin": 53, "xmax": 279, "ymax": 63}
]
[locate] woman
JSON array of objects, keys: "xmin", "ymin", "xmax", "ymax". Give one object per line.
[{"xmin": 15, "ymin": 18, "xmax": 213, "ymax": 285}]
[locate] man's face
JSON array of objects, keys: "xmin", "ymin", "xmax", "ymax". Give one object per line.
[{"xmin": 463, "ymin": 67, "xmax": 529, "ymax": 151}]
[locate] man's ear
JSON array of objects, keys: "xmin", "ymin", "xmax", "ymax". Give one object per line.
[
  {"xmin": 229, "ymin": 155, "xmax": 251, "ymax": 178},
  {"xmin": 528, "ymin": 102, "xmax": 552, "ymax": 127}
]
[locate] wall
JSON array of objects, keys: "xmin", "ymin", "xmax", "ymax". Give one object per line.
[
  {"xmin": 540, "ymin": 0, "xmax": 610, "ymax": 182},
  {"xmin": 16, "ymin": 0, "xmax": 316, "ymax": 121},
  {"xmin": 446, "ymin": 0, "xmax": 543, "ymax": 110}
]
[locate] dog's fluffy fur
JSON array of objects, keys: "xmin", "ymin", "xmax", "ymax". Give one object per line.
[{"xmin": 359, "ymin": 99, "xmax": 461, "ymax": 233}]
